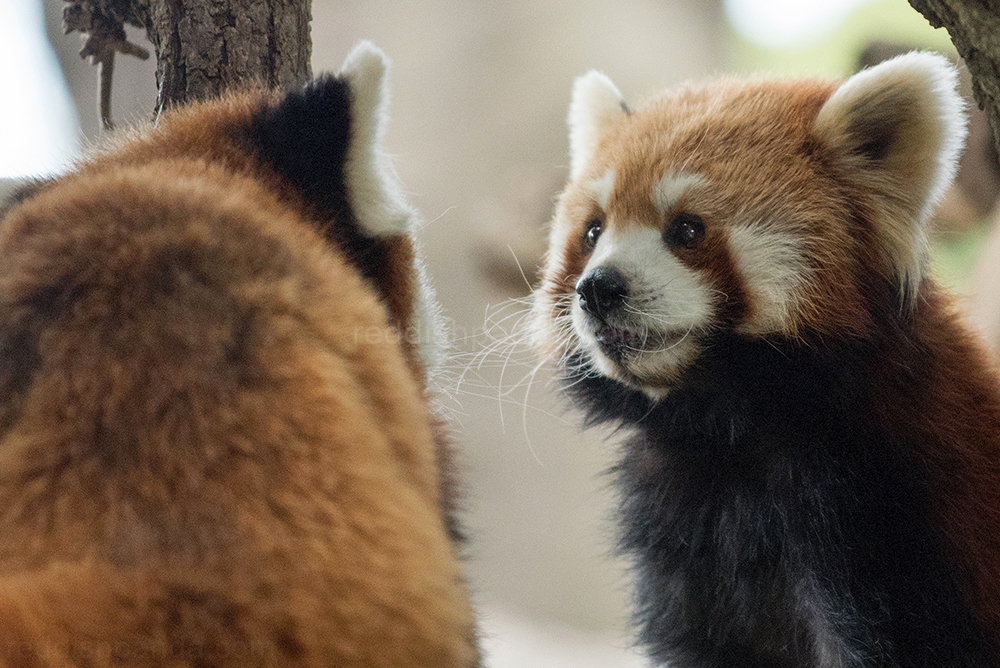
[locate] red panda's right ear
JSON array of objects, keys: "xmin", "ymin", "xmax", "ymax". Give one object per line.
[
  {"xmin": 813, "ymin": 52, "xmax": 966, "ymax": 301},
  {"xmin": 568, "ymin": 71, "xmax": 628, "ymax": 181},
  {"xmin": 246, "ymin": 41, "xmax": 414, "ymax": 239}
]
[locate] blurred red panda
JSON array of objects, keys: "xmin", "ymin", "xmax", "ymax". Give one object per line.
[
  {"xmin": 0, "ymin": 42, "xmax": 478, "ymax": 667},
  {"xmin": 534, "ymin": 52, "xmax": 1000, "ymax": 667}
]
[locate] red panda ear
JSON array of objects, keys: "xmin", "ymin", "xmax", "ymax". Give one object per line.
[
  {"xmin": 335, "ymin": 43, "xmax": 445, "ymax": 374},
  {"xmin": 337, "ymin": 41, "xmax": 415, "ymax": 237},
  {"xmin": 568, "ymin": 71, "xmax": 629, "ymax": 181},
  {"xmin": 813, "ymin": 52, "xmax": 966, "ymax": 299},
  {"xmin": 247, "ymin": 41, "xmax": 415, "ymax": 239}
]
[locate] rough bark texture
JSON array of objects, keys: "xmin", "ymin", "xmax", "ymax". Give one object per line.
[
  {"xmin": 64, "ymin": 0, "xmax": 312, "ymax": 119},
  {"xmin": 135, "ymin": 0, "xmax": 312, "ymax": 114},
  {"xmin": 908, "ymin": 0, "xmax": 1000, "ymax": 158}
]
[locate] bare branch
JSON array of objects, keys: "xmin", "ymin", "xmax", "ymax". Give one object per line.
[{"xmin": 63, "ymin": 0, "xmax": 150, "ymax": 131}]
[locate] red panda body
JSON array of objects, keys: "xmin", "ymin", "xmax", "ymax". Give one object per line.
[
  {"xmin": 534, "ymin": 53, "xmax": 1000, "ymax": 666},
  {"xmin": 0, "ymin": 44, "xmax": 477, "ymax": 667}
]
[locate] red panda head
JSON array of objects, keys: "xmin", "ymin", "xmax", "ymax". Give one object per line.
[
  {"xmin": 534, "ymin": 53, "xmax": 966, "ymax": 396},
  {"xmin": 2, "ymin": 42, "xmax": 445, "ymax": 383}
]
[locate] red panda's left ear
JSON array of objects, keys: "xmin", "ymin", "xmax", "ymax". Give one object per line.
[{"xmin": 814, "ymin": 52, "xmax": 966, "ymax": 299}]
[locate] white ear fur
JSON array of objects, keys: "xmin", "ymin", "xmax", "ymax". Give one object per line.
[
  {"xmin": 814, "ymin": 51, "xmax": 966, "ymax": 300},
  {"xmin": 568, "ymin": 71, "xmax": 628, "ymax": 182},
  {"xmin": 337, "ymin": 40, "xmax": 415, "ymax": 237},
  {"xmin": 338, "ymin": 42, "xmax": 445, "ymax": 377}
]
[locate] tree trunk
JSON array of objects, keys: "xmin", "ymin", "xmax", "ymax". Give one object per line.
[
  {"xmin": 134, "ymin": 0, "xmax": 312, "ymax": 114},
  {"xmin": 64, "ymin": 0, "xmax": 311, "ymax": 122},
  {"xmin": 908, "ymin": 0, "xmax": 1000, "ymax": 157}
]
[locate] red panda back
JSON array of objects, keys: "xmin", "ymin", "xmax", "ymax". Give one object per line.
[{"xmin": 0, "ymin": 43, "xmax": 477, "ymax": 667}]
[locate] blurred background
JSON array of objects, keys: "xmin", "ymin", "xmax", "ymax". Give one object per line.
[{"xmin": 3, "ymin": 1, "xmax": 998, "ymax": 665}]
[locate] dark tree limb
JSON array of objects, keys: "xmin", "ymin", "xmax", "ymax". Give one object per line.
[
  {"xmin": 63, "ymin": 0, "xmax": 311, "ymax": 124},
  {"xmin": 63, "ymin": 0, "xmax": 149, "ymax": 130},
  {"xmin": 908, "ymin": 0, "xmax": 1000, "ymax": 158}
]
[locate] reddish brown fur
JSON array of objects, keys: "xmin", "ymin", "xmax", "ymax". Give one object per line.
[
  {"xmin": 596, "ymin": 83, "xmax": 1000, "ymax": 638},
  {"xmin": 0, "ymin": 91, "xmax": 476, "ymax": 666},
  {"xmin": 873, "ymin": 286, "xmax": 1000, "ymax": 651}
]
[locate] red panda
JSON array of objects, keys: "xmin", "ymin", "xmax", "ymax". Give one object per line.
[
  {"xmin": 0, "ymin": 42, "xmax": 478, "ymax": 667},
  {"xmin": 533, "ymin": 52, "xmax": 1000, "ymax": 667}
]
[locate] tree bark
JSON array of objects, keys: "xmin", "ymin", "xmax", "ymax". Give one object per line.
[
  {"xmin": 908, "ymin": 0, "xmax": 1000, "ymax": 157},
  {"xmin": 134, "ymin": 0, "xmax": 312, "ymax": 114},
  {"xmin": 64, "ymin": 0, "xmax": 311, "ymax": 122}
]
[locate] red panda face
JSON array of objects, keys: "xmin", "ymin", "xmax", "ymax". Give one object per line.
[{"xmin": 535, "ymin": 54, "xmax": 966, "ymax": 396}]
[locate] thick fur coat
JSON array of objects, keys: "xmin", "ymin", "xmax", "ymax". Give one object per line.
[
  {"xmin": 0, "ymin": 43, "xmax": 477, "ymax": 667},
  {"xmin": 534, "ymin": 53, "xmax": 1000, "ymax": 666}
]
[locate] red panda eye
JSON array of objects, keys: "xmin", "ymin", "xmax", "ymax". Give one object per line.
[
  {"xmin": 664, "ymin": 214, "xmax": 705, "ymax": 250},
  {"xmin": 582, "ymin": 219, "xmax": 603, "ymax": 252}
]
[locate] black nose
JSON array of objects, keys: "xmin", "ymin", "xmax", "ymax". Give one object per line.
[{"xmin": 576, "ymin": 266, "xmax": 629, "ymax": 318}]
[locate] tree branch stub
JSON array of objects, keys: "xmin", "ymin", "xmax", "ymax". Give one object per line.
[{"xmin": 908, "ymin": 0, "xmax": 1000, "ymax": 159}]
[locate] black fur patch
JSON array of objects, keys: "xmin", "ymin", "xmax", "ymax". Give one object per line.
[
  {"xmin": 563, "ymin": 333, "xmax": 993, "ymax": 667},
  {"xmin": 0, "ymin": 282, "xmax": 86, "ymax": 442},
  {"xmin": 0, "ymin": 317, "xmax": 42, "ymax": 439},
  {"xmin": 246, "ymin": 76, "xmax": 409, "ymax": 311},
  {"xmin": 853, "ymin": 119, "xmax": 895, "ymax": 162},
  {"xmin": 247, "ymin": 75, "xmax": 353, "ymax": 224}
]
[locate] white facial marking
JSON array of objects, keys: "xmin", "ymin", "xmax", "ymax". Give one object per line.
[
  {"xmin": 589, "ymin": 169, "xmax": 615, "ymax": 210},
  {"xmin": 652, "ymin": 171, "xmax": 706, "ymax": 213},
  {"xmin": 582, "ymin": 228, "xmax": 712, "ymax": 326},
  {"xmin": 573, "ymin": 227, "xmax": 714, "ymax": 391},
  {"xmin": 727, "ymin": 223, "xmax": 809, "ymax": 336}
]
